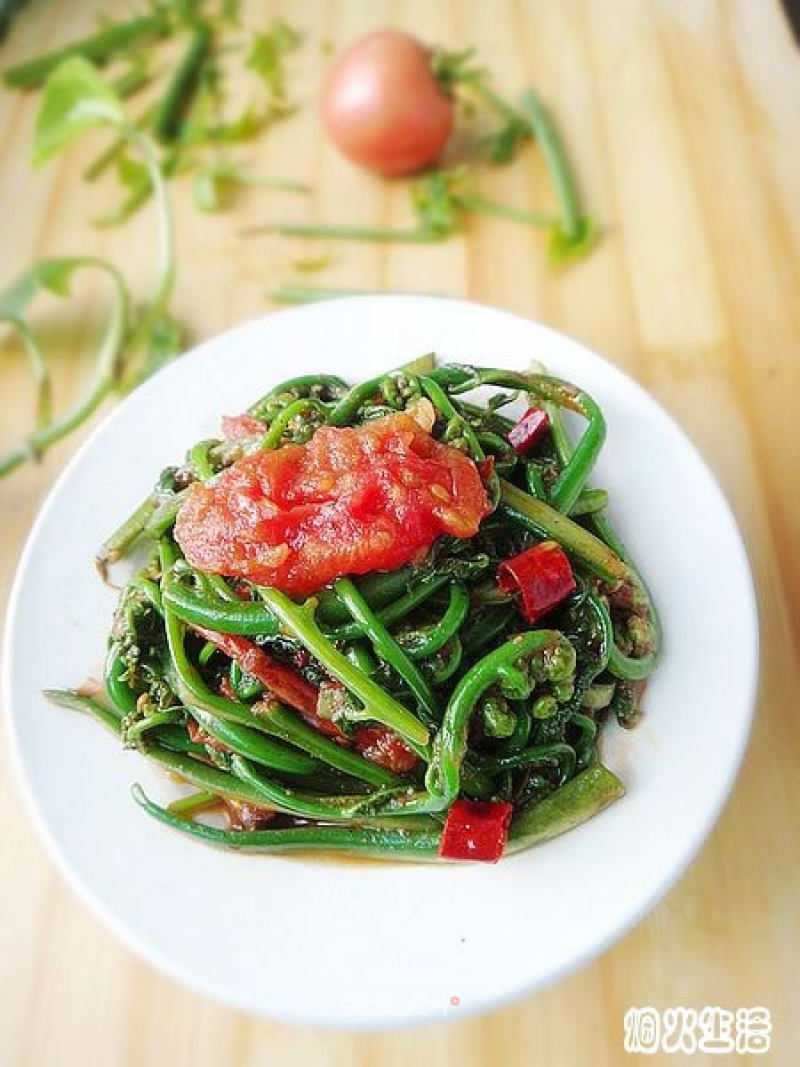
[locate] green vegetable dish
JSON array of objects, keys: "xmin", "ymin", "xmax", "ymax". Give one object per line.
[{"xmin": 48, "ymin": 354, "xmax": 660, "ymax": 862}]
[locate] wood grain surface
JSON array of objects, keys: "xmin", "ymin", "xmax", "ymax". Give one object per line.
[{"xmin": 1, "ymin": 1, "xmax": 798, "ymax": 1063}]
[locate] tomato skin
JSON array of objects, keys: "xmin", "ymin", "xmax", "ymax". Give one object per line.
[
  {"xmin": 175, "ymin": 411, "xmax": 489, "ymax": 597},
  {"xmin": 221, "ymin": 413, "xmax": 264, "ymax": 441},
  {"xmin": 322, "ymin": 30, "xmax": 454, "ymax": 176}
]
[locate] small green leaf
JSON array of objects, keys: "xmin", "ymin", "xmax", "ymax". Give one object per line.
[
  {"xmin": 481, "ymin": 118, "xmax": 530, "ymax": 164},
  {"xmin": 410, "ymin": 167, "xmax": 474, "ymax": 236},
  {"xmin": 192, "ymin": 160, "xmax": 309, "ymax": 212},
  {"xmin": 0, "ymin": 257, "xmax": 82, "ymax": 318},
  {"xmin": 292, "ymin": 248, "xmax": 338, "ymax": 274},
  {"xmin": 94, "ymin": 150, "xmax": 180, "ymax": 228},
  {"xmin": 33, "ymin": 57, "xmax": 125, "ymax": 165},
  {"xmin": 181, "ymin": 102, "xmax": 272, "ymax": 145},
  {"xmin": 246, "ymin": 18, "xmax": 301, "ymax": 103},
  {"xmin": 92, "ymin": 154, "xmax": 151, "ymax": 227},
  {"xmin": 116, "ymin": 151, "xmax": 150, "ymax": 190},
  {"xmin": 429, "ymin": 47, "xmax": 484, "ymax": 97},
  {"xmin": 0, "ymin": 269, "xmax": 40, "ymax": 320},
  {"xmin": 33, "ymin": 258, "xmax": 83, "ymax": 297}
]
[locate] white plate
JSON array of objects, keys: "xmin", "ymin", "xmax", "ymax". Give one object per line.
[{"xmin": 2, "ymin": 296, "xmax": 758, "ymax": 1028}]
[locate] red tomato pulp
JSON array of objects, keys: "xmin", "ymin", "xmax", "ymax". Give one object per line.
[{"xmin": 175, "ymin": 410, "xmax": 490, "ymax": 596}]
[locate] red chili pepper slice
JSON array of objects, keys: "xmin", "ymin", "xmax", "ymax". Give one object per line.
[
  {"xmin": 353, "ymin": 724, "xmax": 419, "ymax": 773},
  {"xmin": 507, "ymin": 407, "xmax": 550, "ymax": 455},
  {"xmin": 191, "ymin": 626, "xmax": 321, "ymax": 721},
  {"xmin": 207, "ymin": 638, "xmax": 416, "ymax": 772},
  {"xmin": 439, "ymin": 799, "xmax": 514, "ymax": 862},
  {"xmin": 316, "ymin": 682, "xmax": 419, "ymax": 770},
  {"xmin": 497, "ymin": 540, "xmax": 576, "ymax": 623}
]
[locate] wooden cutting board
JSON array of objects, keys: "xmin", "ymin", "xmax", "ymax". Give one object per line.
[{"xmin": 1, "ymin": 1, "xmax": 798, "ymax": 1063}]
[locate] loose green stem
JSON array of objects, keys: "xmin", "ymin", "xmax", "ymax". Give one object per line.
[
  {"xmin": 499, "ymin": 480, "xmax": 626, "ymax": 583},
  {"xmin": 518, "ymin": 89, "xmax": 581, "ymax": 240},
  {"xmin": 104, "ymin": 643, "xmax": 138, "ymax": 715},
  {"xmin": 188, "ymin": 706, "xmax": 321, "ymax": 777},
  {"xmin": 544, "ymin": 397, "xmax": 662, "ymax": 677},
  {"xmin": 0, "ymin": 316, "xmax": 51, "ymax": 428},
  {"xmin": 322, "ymin": 572, "xmax": 450, "ymax": 642},
  {"xmin": 134, "ymin": 785, "xmax": 443, "ymax": 857},
  {"xmin": 399, "ymin": 583, "xmax": 470, "ymax": 660},
  {"xmin": 570, "ymin": 488, "xmax": 609, "ymax": 516},
  {"xmin": 246, "ymin": 222, "xmax": 443, "ymax": 242},
  {"xmin": 3, "ymin": 14, "xmax": 168, "ymax": 89},
  {"xmin": 167, "ymin": 789, "xmax": 219, "ymax": 817},
  {"xmin": 226, "ymin": 173, "xmax": 311, "ymax": 193},
  {"xmin": 95, "ymin": 494, "xmax": 157, "ymax": 574},
  {"xmin": 111, "ymin": 62, "xmax": 155, "ymax": 101},
  {"xmin": 143, "ymin": 743, "xmax": 281, "ymax": 805},
  {"xmin": 333, "ymin": 577, "xmax": 439, "ymax": 723},
  {"xmin": 152, "ymin": 21, "xmax": 211, "ymax": 144},
  {"xmin": 266, "ymin": 285, "xmax": 384, "ymax": 304},
  {"xmin": 163, "ymin": 582, "xmax": 281, "ymax": 636},
  {"xmin": 131, "ymin": 129, "xmax": 175, "ymax": 308},
  {"xmin": 316, "ymin": 566, "xmax": 417, "ymax": 624},
  {"xmin": 84, "ymin": 107, "xmax": 155, "ymax": 181},
  {"xmin": 44, "ymin": 689, "xmax": 121, "ymax": 733},
  {"xmin": 0, "ymin": 259, "xmax": 128, "ymax": 479},
  {"xmin": 255, "ymin": 702, "xmax": 401, "ymax": 788},
  {"xmin": 257, "ymin": 588, "xmax": 430, "ymax": 749},
  {"xmin": 457, "ymin": 197, "xmax": 554, "ymax": 229},
  {"xmin": 508, "ymin": 763, "xmax": 624, "ymax": 850},
  {"xmin": 472, "ymin": 80, "xmax": 527, "ymax": 127},
  {"xmin": 428, "ymin": 631, "xmax": 574, "ymax": 806}
]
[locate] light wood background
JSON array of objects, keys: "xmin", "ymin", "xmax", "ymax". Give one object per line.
[{"xmin": 1, "ymin": 1, "xmax": 798, "ymax": 1064}]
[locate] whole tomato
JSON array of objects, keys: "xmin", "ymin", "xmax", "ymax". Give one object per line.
[{"xmin": 322, "ymin": 29, "xmax": 455, "ymax": 176}]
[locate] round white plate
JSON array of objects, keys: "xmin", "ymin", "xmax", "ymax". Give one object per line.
[{"xmin": 3, "ymin": 297, "xmax": 758, "ymax": 1028}]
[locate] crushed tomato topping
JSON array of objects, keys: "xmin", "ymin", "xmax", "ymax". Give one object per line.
[{"xmin": 175, "ymin": 411, "xmax": 490, "ymax": 596}]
